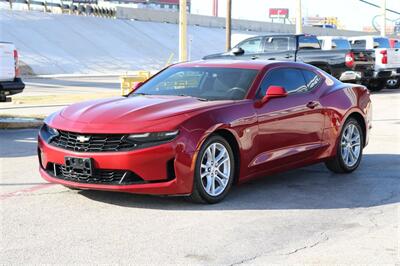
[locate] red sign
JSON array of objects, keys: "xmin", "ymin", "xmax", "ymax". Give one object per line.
[{"xmin": 269, "ymin": 8, "xmax": 289, "ymax": 19}]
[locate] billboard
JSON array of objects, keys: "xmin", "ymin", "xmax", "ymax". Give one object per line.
[{"xmin": 269, "ymin": 8, "xmax": 289, "ymax": 19}]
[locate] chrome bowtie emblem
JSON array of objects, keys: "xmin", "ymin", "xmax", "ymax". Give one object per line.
[{"xmin": 77, "ymin": 135, "xmax": 90, "ymax": 143}]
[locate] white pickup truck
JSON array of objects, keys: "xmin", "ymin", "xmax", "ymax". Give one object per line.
[
  {"xmin": 0, "ymin": 42, "xmax": 25, "ymax": 101},
  {"xmin": 348, "ymin": 36, "xmax": 400, "ymax": 91}
]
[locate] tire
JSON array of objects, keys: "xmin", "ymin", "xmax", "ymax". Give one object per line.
[
  {"xmin": 325, "ymin": 118, "xmax": 364, "ymax": 173},
  {"xmin": 386, "ymin": 78, "xmax": 400, "ymax": 89},
  {"xmin": 189, "ymin": 135, "xmax": 235, "ymax": 204},
  {"xmin": 367, "ymin": 79, "xmax": 385, "ymax": 91}
]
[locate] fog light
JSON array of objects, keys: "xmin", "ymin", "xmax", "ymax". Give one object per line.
[{"xmin": 38, "ymin": 148, "xmax": 46, "ymax": 168}]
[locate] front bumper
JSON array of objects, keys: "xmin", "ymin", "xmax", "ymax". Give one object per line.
[
  {"xmin": 38, "ymin": 136, "xmax": 196, "ymax": 195},
  {"xmin": 0, "ymin": 78, "xmax": 25, "ymax": 96}
]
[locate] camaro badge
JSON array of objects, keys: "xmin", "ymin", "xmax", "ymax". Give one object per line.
[{"xmin": 77, "ymin": 135, "xmax": 91, "ymax": 143}]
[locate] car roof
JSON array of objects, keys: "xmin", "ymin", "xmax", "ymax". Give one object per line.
[{"xmin": 174, "ymin": 60, "xmax": 310, "ymax": 71}]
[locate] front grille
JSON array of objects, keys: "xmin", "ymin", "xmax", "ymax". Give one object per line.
[
  {"xmin": 50, "ymin": 130, "xmax": 137, "ymax": 152},
  {"xmin": 46, "ymin": 163, "xmax": 144, "ymax": 185}
]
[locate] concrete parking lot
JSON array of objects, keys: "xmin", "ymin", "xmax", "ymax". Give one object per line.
[{"xmin": 0, "ymin": 79, "xmax": 399, "ymax": 264}]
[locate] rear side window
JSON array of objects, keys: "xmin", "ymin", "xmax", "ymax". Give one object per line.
[
  {"xmin": 393, "ymin": 40, "xmax": 400, "ymax": 48},
  {"xmin": 332, "ymin": 39, "xmax": 351, "ymax": 49},
  {"xmin": 350, "ymin": 40, "xmax": 366, "ymax": 49},
  {"xmin": 373, "ymin": 37, "xmax": 390, "ymax": 48},
  {"xmin": 258, "ymin": 68, "xmax": 308, "ymax": 96},
  {"xmin": 298, "ymin": 36, "xmax": 321, "ymax": 49},
  {"xmin": 264, "ymin": 37, "xmax": 296, "ymax": 51},
  {"xmin": 302, "ymin": 70, "xmax": 322, "ymax": 90},
  {"xmin": 237, "ymin": 37, "xmax": 263, "ymax": 54}
]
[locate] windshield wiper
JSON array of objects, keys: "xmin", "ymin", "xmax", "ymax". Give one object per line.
[{"xmin": 177, "ymin": 94, "xmax": 209, "ymax": 101}]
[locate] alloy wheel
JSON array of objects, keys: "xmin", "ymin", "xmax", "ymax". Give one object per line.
[
  {"xmin": 200, "ymin": 143, "xmax": 231, "ymax": 197},
  {"xmin": 340, "ymin": 123, "xmax": 361, "ymax": 167}
]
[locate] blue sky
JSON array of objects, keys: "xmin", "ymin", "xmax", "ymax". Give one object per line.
[{"xmin": 190, "ymin": 0, "xmax": 400, "ymax": 31}]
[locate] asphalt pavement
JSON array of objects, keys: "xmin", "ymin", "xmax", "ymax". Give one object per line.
[{"xmin": 0, "ymin": 80, "xmax": 399, "ymax": 264}]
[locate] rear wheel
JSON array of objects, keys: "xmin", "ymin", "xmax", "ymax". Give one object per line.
[
  {"xmin": 325, "ymin": 118, "xmax": 364, "ymax": 173},
  {"xmin": 368, "ymin": 79, "xmax": 385, "ymax": 91},
  {"xmin": 189, "ymin": 135, "xmax": 235, "ymax": 204},
  {"xmin": 386, "ymin": 78, "xmax": 400, "ymax": 89}
]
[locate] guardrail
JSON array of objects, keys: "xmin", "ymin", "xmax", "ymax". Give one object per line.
[{"xmin": 0, "ymin": 0, "xmax": 116, "ymax": 17}]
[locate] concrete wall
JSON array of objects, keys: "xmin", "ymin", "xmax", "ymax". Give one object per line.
[
  {"xmin": 1, "ymin": 9, "xmax": 261, "ymax": 75},
  {"xmin": 117, "ymin": 6, "xmax": 373, "ymax": 37}
]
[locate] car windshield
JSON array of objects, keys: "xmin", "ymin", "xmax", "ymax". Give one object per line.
[{"xmin": 131, "ymin": 67, "xmax": 259, "ymax": 101}]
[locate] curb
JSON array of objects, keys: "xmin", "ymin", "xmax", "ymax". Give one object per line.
[{"xmin": 0, "ymin": 117, "xmax": 44, "ymax": 129}]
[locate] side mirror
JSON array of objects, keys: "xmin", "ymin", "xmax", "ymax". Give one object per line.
[
  {"xmin": 258, "ymin": 85, "xmax": 288, "ymax": 106},
  {"xmin": 230, "ymin": 47, "xmax": 244, "ymax": 56}
]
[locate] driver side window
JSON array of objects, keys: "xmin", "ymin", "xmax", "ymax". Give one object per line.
[
  {"xmin": 237, "ymin": 37, "xmax": 263, "ymax": 54},
  {"xmin": 258, "ymin": 68, "xmax": 308, "ymax": 97}
]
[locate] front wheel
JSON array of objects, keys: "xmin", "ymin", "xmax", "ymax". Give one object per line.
[
  {"xmin": 325, "ymin": 118, "xmax": 364, "ymax": 173},
  {"xmin": 189, "ymin": 135, "xmax": 235, "ymax": 204}
]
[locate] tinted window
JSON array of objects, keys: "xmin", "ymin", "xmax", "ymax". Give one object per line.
[
  {"xmin": 133, "ymin": 67, "xmax": 259, "ymax": 101},
  {"xmin": 237, "ymin": 37, "xmax": 262, "ymax": 54},
  {"xmin": 298, "ymin": 36, "xmax": 321, "ymax": 49},
  {"xmin": 258, "ymin": 68, "xmax": 308, "ymax": 97},
  {"xmin": 302, "ymin": 70, "xmax": 322, "ymax": 91},
  {"xmin": 332, "ymin": 39, "xmax": 351, "ymax": 49},
  {"xmin": 350, "ymin": 40, "xmax": 366, "ymax": 49},
  {"xmin": 264, "ymin": 37, "xmax": 296, "ymax": 51},
  {"xmin": 373, "ymin": 37, "xmax": 390, "ymax": 48},
  {"xmin": 393, "ymin": 40, "xmax": 400, "ymax": 48}
]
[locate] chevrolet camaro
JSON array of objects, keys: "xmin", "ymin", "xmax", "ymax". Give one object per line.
[{"xmin": 38, "ymin": 60, "xmax": 372, "ymax": 203}]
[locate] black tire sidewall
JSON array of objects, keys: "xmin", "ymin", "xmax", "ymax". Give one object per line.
[
  {"xmin": 336, "ymin": 118, "xmax": 364, "ymax": 172},
  {"xmin": 193, "ymin": 135, "xmax": 235, "ymax": 203}
]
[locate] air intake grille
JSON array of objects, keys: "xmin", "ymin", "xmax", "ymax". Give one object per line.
[{"xmin": 47, "ymin": 163, "xmax": 144, "ymax": 185}]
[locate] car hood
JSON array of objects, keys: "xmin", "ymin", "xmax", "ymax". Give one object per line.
[{"xmin": 47, "ymin": 95, "xmax": 231, "ymax": 133}]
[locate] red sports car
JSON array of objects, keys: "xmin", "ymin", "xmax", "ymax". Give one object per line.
[{"xmin": 38, "ymin": 60, "xmax": 372, "ymax": 203}]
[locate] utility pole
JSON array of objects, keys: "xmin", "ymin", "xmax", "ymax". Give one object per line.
[
  {"xmin": 296, "ymin": 0, "xmax": 303, "ymax": 34},
  {"xmin": 179, "ymin": 0, "xmax": 188, "ymax": 62},
  {"xmin": 226, "ymin": 0, "xmax": 232, "ymax": 51},
  {"xmin": 381, "ymin": 0, "xmax": 386, "ymax": 37}
]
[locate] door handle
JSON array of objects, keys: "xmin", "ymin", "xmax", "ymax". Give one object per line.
[
  {"xmin": 284, "ymin": 54, "xmax": 293, "ymax": 59},
  {"xmin": 251, "ymin": 56, "xmax": 259, "ymax": 60},
  {"xmin": 306, "ymin": 101, "xmax": 319, "ymax": 109}
]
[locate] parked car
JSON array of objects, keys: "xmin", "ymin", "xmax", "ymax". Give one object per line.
[
  {"xmin": 0, "ymin": 42, "xmax": 25, "ymax": 101},
  {"xmin": 317, "ymin": 36, "xmax": 376, "ymax": 83},
  {"xmin": 38, "ymin": 60, "xmax": 371, "ymax": 203},
  {"xmin": 348, "ymin": 36, "xmax": 400, "ymax": 90},
  {"xmin": 387, "ymin": 38, "xmax": 400, "ymax": 89},
  {"xmin": 204, "ymin": 34, "xmax": 375, "ymax": 85}
]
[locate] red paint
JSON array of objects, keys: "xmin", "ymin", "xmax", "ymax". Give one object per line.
[
  {"xmin": 0, "ymin": 183, "xmax": 55, "ymax": 200},
  {"xmin": 38, "ymin": 60, "xmax": 372, "ymax": 196}
]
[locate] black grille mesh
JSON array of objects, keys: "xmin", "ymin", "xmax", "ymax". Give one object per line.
[{"xmin": 49, "ymin": 130, "xmax": 137, "ymax": 152}]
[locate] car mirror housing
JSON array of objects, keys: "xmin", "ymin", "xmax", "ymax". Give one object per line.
[
  {"xmin": 230, "ymin": 47, "xmax": 244, "ymax": 56},
  {"xmin": 257, "ymin": 85, "xmax": 288, "ymax": 107}
]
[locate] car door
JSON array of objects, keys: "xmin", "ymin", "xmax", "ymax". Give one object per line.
[
  {"xmin": 251, "ymin": 67, "xmax": 326, "ymax": 171},
  {"xmin": 230, "ymin": 36, "xmax": 265, "ymax": 60},
  {"xmin": 257, "ymin": 36, "xmax": 296, "ymax": 61}
]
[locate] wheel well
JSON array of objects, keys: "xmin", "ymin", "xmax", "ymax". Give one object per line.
[
  {"xmin": 214, "ymin": 129, "xmax": 241, "ymax": 184},
  {"xmin": 347, "ymin": 112, "xmax": 366, "ymax": 147}
]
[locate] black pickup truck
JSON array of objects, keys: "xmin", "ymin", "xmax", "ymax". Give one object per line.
[{"xmin": 204, "ymin": 34, "xmax": 375, "ymax": 84}]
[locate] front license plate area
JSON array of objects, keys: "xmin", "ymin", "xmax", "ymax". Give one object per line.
[{"xmin": 65, "ymin": 156, "xmax": 93, "ymax": 176}]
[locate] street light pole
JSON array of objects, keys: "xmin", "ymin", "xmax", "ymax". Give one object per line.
[
  {"xmin": 226, "ymin": 0, "xmax": 232, "ymax": 52},
  {"xmin": 296, "ymin": 0, "xmax": 303, "ymax": 34},
  {"xmin": 179, "ymin": 0, "xmax": 188, "ymax": 62},
  {"xmin": 381, "ymin": 0, "xmax": 386, "ymax": 37}
]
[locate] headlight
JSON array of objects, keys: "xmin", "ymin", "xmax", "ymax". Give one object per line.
[
  {"xmin": 127, "ymin": 130, "xmax": 179, "ymax": 143},
  {"xmin": 39, "ymin": 124, "xmax": 59, "ymax": 143}
]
